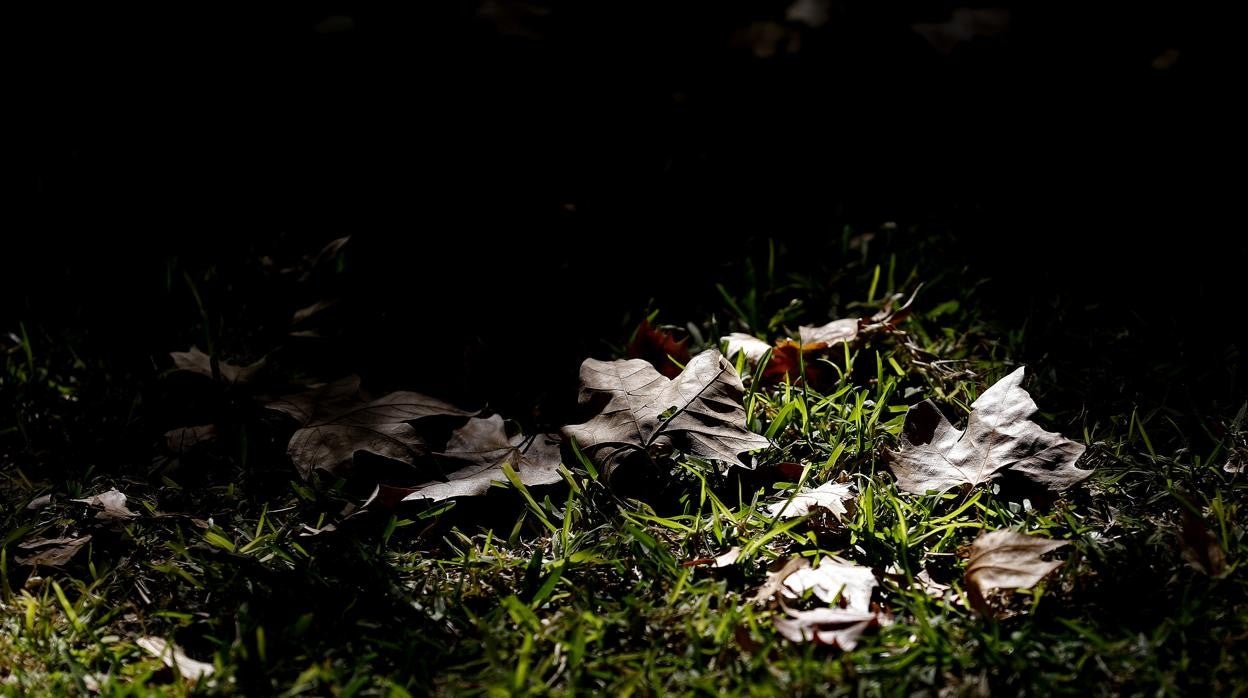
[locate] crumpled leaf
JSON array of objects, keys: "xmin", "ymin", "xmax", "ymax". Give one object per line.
[
  {"xmin": 773, "ymin": 606, "xmax": 882, "ymax": 649},
  {"xmin": 72, "ymin": 488, "xmax": 139, "ymax": 520},
  {"xmin": 562, "ymin": 349, "xmax": 769, "ymax": 474},
  {"xmin": 164, "ymin": 425, "xmax": 218, "ymax": 453},
  {"xmin": 797, "ymin": 318, "xmax": 859, "ymax": 349},
  {"xmin": 16, "ymin": 535, "xmax": 92, "ymax": 567},
  {"xmin": 770, "ymin": 557, "xmax": 886, "ymax": 649},
  {"xmin": 1180, "ymin": 510, "xmax": 1227, "ymax": 577},
  {"xmin": 722, "ymin": 333, "xmax": 773, "ymax": 364},
  {"xmin": 886, "ymin": 367, "xmax": 1089, "ymax": 493},
  {"xmin": 169, "ymin": 347, "xmax": 263, "ymax": 384},
  {"xmin": 626, "ymin": 319, "xmax": 691, "ymax": 379},
  {"xmin": 964, "ymin": 530, "xmax": 1066, "ymax": 616},
  {"xmin": 766, "ymin": 481, "xmax": 855, "ymax": 519},
  {"xmin": 272, "ymin": 379, "xmax": 476, "ymax": 478},
  {"xmin": 402, "ymin": 415, "xmax": 563, "ymax": 502},
  {"xmin": 781, "ymin": 557, "xmax": 877, "ymax": 608},
  {"xmin": 722, "ymin": 317, "xmax": 859, "ymax": 385},
  {"xmin": 136, "ymin": 637, "xmax": 215, "ymax": 681},
  {"xmin": 26, "ymin": 493, "xmax": 52, "ymax": 511}
]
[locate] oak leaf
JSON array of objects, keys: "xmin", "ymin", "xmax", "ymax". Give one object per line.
[
  {"xmin": 270, "ymin": 378, "xmax": 476, "ymax": 478},
  {"xmin": 765, "ymin": 481, "xmax": 855, "ymax": 519},
  {"xmin": 562, "ymin": 350, "xmax": 769, "ymax": 474},
  {"xmin": 886, "ymin": 368, "xmax": 1088, "ymax": 493},
  {"xmin": 402, "ymin": 415, "xmax": 563, "ymax": 502},
  {"xmin": 169, "ymin": 347, "xmax": 263, "ymax": 384}
]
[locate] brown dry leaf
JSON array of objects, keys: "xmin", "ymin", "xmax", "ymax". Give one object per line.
[
  {"xmin": 766, "ymin": 481, "xmax": 855, "ymax": 519},
  {"xmin": 626, "ymin": 319, "xmax": 691, "ymax": 379},
  {"xmin": 964, "ymin": 530, "xmax": 1066, "ymax": 617},
  {"xmin": 164, "ymin": 425, "xmax": 218, "ymax": 453},
  {"xmin": 72, "ymin": 488, "xmax": 139, "ymax": 520},
  {"xmin": 267, "ymin": 376, "xmax": 364, "ymax": 425},
  {"xmin": 402, "ymin": 415, "xmax": 563, "ymax": 502},
  {"xmin": 169, "ymin": 347, "xmax": 263, "ymax": 384},
  {"xmin": 886, "ymin": 368, "xmax": 1089, "ymax": 494},
  {"xmin": 16, "ymin": 535, "xmax": 92, "ymax": 567},
  {"xmin": 281, "ymin": 387, "xmax": 476, "ymax": 478},
  {"xmin": 562, "ymin": 349, "xmax": 770, "ymax": 474},
  {"xmin": 136, "ymin": 637, "xmax": 215, "ymax": 681},
  {"xmin": 1180, "ymin": 510, "xmax": 1227, "ymax": 577},
  {"xmin": 911, "ymin": 8, "xmax": 1011, "ymax": 55}
]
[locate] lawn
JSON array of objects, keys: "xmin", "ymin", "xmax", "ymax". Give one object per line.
[{"xmin": 1, "ymin": 232, "xmax": 1245, "ymax": 696}]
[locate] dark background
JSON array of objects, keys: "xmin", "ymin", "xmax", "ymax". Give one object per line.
[{"xmin": 14, "ymin": 2, "xmax": 1242, "ymax": 421}]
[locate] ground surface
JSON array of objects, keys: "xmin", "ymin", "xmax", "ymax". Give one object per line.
[{"xmin": 1, "ymin": 231, "xmax": 1245, "ymax": 695}]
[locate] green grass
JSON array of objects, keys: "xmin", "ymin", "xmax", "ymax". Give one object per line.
[{"xmin": 2, "ymin": 236, "xmax": 1246, "ymax": 695}]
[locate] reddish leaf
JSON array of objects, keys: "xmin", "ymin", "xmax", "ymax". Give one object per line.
[{"xmin": 626, "ymin": 319, "xmax": 691, "ymax": 379}]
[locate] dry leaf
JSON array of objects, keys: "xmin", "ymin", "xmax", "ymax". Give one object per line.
[
  {"xmin": 773, "ymin": 607, "xmax": 882, "ymax": 649},
  {"xmin": 402, "ymin": 415, "xmax": 563, "ymax": 502},
  {"xmin": 722, "ymin": 333, "xmax": 773, "ymax": 364},
  {"xmin": 72, "ymin": 488, "xmax": 139, "ymax": 520},
  {"xmin": 964, "ymin": 530, "xmax": 1066, "ymax": 616},
  {"xmin": 886, "ymin": 368, "xmax": 1089, "ymax": 494},
  {"xmin": 283, "ymin": 388, "xmax": 476, "ymax": 478},
  {"xmin": 751, "ymin": 557, "xmax": 811, "ymax": 604},
  {"xmin": 169, "ymin": 347, "xmax": 263, "ymax": 384},
  {"xmin": 266, "ymin": 376, "xmax": 364, "ymax": 425},
  {"xmin": 766, "ymin": 481, "xmax": 855, "ymax": 519},
  {"xmin": 15, "ymin": 535, "xmax": 92, "ymax": 567},
  {"xmin": 164, "ymin": 425, "xmax": 218, "ymax": 453},
  {"xmin": 781, "ymin": 557, "xmax": 877, "ymax": 609},
  {"xmin": 562, "ymin": 349, "xmax": 770, "ymax": 474},
  {"xmin": 26, "ymin": 493, "xmax": 52, "ymax": 511},
  {"xmin": 626, "ymin": 319, "xmax": 691, "ymax": 379},
  {"xmin": 797, "ymin": 318, "xmax": 859, "ymax": 349},
  {"xmin": 292, "ymin": 299, "xmax": 338, "ymax": 324},
  {"xmin": 1179, "ymin": 510, "xmax": 1227, "ymax": 577},
  {"xmin": 770, "ymin": 557, "xmax": 886, "ymax": 649},
  {"xmin": 136, "ymin": 637, "xmax": 215, "ymax": 681}
]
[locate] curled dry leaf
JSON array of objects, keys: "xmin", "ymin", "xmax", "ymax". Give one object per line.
[
  {"xmin": 769, "ymin": 557, "xmax": 886, "ymax": 650},
  {"xmin": 402, "ymin": 415, "xmax": 563, "ymax": 502},
  {"xmin": 1179, "ymin": 510, "xmax": 1227, "ymax": 577},
  {"xmin": 136, "ymin": 637, "xmax": 215, "ymax": 681},
  {"xmin": 796, "ymin": 318, "xmax": 859, "ymax": 349},
  {"xmin": 781, "ymin": 557, "xmax": 877, "ymax": 609},
  {"xmin": 164, "ymin": 425, "xmax": 218, "ymax": 453},
  {"xmin": 722, "ymin": 318, "xmax": 858, "ymax": 386},
  {"xmin": 722, "ymin": 333, "xmax": 772, "ymax": 364},
  {"xmin": 270, "ymin": 377, "xmax": 476, "ymax": 478},
  {"xmin": 562, "ymin": 349, "xmax": 769, "ymax": 474},
  {"xmin": 766, "ymin": 481, "xmax": 855, "ymax": 519},
  {"xmin": 773, "ymin": 607, "xmax": 882, "ymax": 650},
  {"xmin": 72, "ymin": 488, "xmax": 139, "ymax": 520},
  {"xmin": 886, "ymin": 368, "xmax": 1089, "ymax": 494},
  {"xmin": 26, "ymin": 493, "xmax": 52, "ymax": 511},
  {"xmin": 16, "ymin": 535, "xmax": 92, "ymax": 567},
  {"xmin": 292, "ymin": 299, "xmax": 338, "ymax": 325},
  {"xmin": 964, "ymin": 530, "xmax": 1066, "ymax": 617},
  {"xmin": 169, "ymin": 347, "xmax": 263, "ymax": 384}
]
